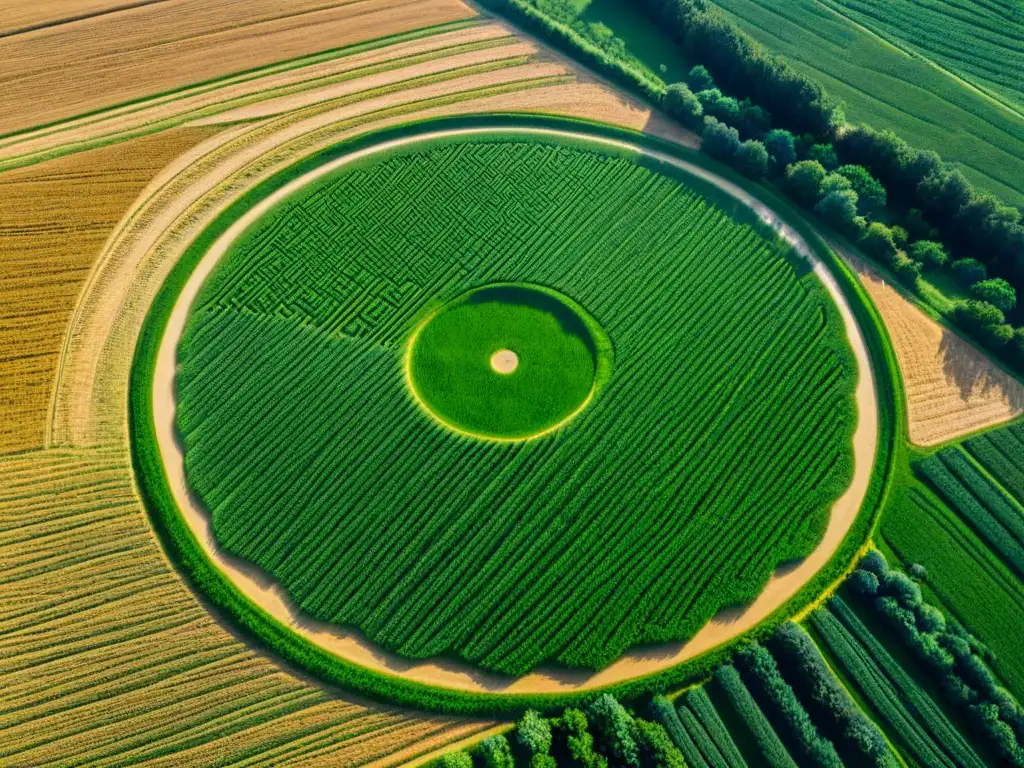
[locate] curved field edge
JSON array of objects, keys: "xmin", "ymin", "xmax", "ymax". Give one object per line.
[{"xmin": 128, "ymin": 113, "xmax": 901, "ymax": 715}]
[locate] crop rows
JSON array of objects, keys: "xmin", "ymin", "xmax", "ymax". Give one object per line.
[
  {"xmin": 178, "ymin": 137, "xmax": 858, "ymax": 674},
  {"xmin": 677, "ymin": 688, "xmax": 748, "ymax": 768},
  {"xmin": 811, "ymin": 597, "xmax": 984, "ymax": 768},
  {"xmin": 0, "ymin": 450, "xmax": 492, "ymax": 766},
  {"xmin": 713, "ymin": 665, "xmax": 797, "ymax": 768},
  {"xmin": 915, "ymin": 444, "xmax": 1024, "ymax": 577},
  {"xmin": 821, "ymin": 0, "xmax": 1024, "ymax": 111}
]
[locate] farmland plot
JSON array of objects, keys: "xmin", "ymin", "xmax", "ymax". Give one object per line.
[{"xmin": 176, "ymin": 134, "xmax": 858, "ymax": 675}]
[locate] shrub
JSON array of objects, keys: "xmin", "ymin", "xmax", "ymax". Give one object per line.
[
  {"xmin": 954, "ymin": 300, "xmax": 1005, "ymax": 331},
  {"xmin": 555, "ymin": 709, "xmax": 607, "ymax": 768},
  {"xmin": 807, "ymin": 143, "xmax": 839, "ymax": 170},
  {"xmin": 848, "ymin": 568, "xmax": 879, "ymax": 596},
  {"xmin": 907, "ymin": 562, "xmax": 927, "ymax": 581},
  {"xmin": 687, "ymin": 64, "xmax": 714, "ymax": 93},
  {"xmin": 663, "ymin": 82, "xmax": 703, "ymax": 125},
  {"xmin": 837, "ymin": 164, "xmax": 887, "ymax": 216},
  {"xmin": 815, "ymin": 189, "xmax": 860, "ymax": 233},
  {"xmin": 784, "ymin": 160, "xmax": 827, "ymax": 206},
  {"xmin": 819, "ymin": 172, "xmax": 853, "ymax": 196},
  {"xmin": 531, "ymin": 756, "xmax": 558, "ymax": 768},
  {"xmin": 860, "ymin": 549, "xmax": 889, "ymax": 575},
  {"xmin": 972, "ymin": 279, "xmax": 1017, "ymax": 312},
  {"xmin": 478, "ymin": 734, "xmax": 514, "ymax": 768},
  {"xmin": 517, "ymin": 710, "xmax": 553, "ymax": 758},
  {"xmin": 764, "ymin": 128, "xmax": 797, "ymax": 171},
  {"xmin": 736, "ymin": 139, "xmax": 770, "ymax": 177},
  {"xmin": 952, "ymin": 258, "xmax": 987, "ymax": 286},
  {"xmin": 860, "ymin": 222, "xmax": 899, "ymax": 263},
  {"xmin": 698, "ymin": 88, "xmax": 741, "ymax": 123},
  {"xmin": 908, "ymin": 240, "xmax": 947, "ymax": 270},
  {"xmin": 432, "ymin": 751, "xmax": 473, "ymax": 768},
  {"xmin": 587, "ymin": 694, "xmax": 639, "ymax": 768},
  {"xmin": 702, "ymin": 116, "xmax": 741, "ymax": 161},
  {"xmin": 882, "ymin": 570, "xmax": 923, "ymax": 608},
  {"xmin": 737, "ymin": 101, "xmax": 772, "ymax": 139},
  {"xmin": 892, "ymin": 251, "xmax": 922, "ymax": 288},
  {"xmin": 632, "ymin": 718, "xmax": 686, "ymax": 768}
]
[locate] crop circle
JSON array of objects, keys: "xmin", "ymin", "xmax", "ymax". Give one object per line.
[
  {"xmin": 158, "ymin": 127, "xmax": 865, "ymax": 682},
  {"xmin": 407, "ymin": 284, "xmax": 611, "ymax": 440}
]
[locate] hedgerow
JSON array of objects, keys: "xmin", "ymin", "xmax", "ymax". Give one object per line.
[
  {"xmin": 811, "ymin": 597, "xmax": 984, "ymax": 768},
  {"xmin": 735, "ymin": 642, "xmax": 843, "ymax": 767},
  {"xmin": 771, "ymin": 623, "xmax": 898, "ymax": 766},
  {"xmin": 713, "ymin": 665, "xmax": 797, "ymax": 768},
  {"xmin": 850, "ymin": 550, "xmax": 1024, "ymax": 765},
  {"xmin": 682, "ymin": 687, "xmax": 747, "ymax": 767}
]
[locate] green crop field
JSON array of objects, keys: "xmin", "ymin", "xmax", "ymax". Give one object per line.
[
  {"xmin": 820, "ymin": 0, "xmax": 1024, "ymax": 113},
  {"xmin": 710, "ymin": 0, "xmax": 1024, "ymax": 205},
  {"xmin": 175, "ymin": 132, "xmax": 858, "ymax": 676}
]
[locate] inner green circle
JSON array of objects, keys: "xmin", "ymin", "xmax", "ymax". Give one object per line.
[{"xmin": 408, "ymin": 284, "xmax": 610, "ymax": 439}]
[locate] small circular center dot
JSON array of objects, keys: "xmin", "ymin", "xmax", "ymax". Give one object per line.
[{"xmin": 490, "ymin": 349, "xmax": 518, "ymax": 374}]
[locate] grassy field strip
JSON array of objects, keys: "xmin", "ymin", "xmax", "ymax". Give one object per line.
[
  {"xmin": 45, "ymin": 70, "xmax": 585, "ymax": 449},
  {"xmin": 0, "ymin": 23, "xmax": 517, "ymax": 171},
  {"xmin": 0, "ymin": 449, "xmax": 497, "ymax": 766},
  {"xmin": 148, "ymin": 124, "xmax": 874, "ymax": 692},
  {"xmin": 0, "ymin": 0, "xmax": 480, "ymax": 136},
  {"xmin": 837, "ymin": 247, "xmax": 1024, "ymax": 446},
  {"xmin": 0, "ymin": 126, "xmax": 224, "ymax": 455},
  {"xmin": 711, "ymin": 0, "xmax": 1024, "ymax": 205}
]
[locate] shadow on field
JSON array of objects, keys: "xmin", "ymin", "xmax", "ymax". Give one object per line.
[{"xmin": 938, "ymin": 328, "xmax": 1024, "ymax": 406}]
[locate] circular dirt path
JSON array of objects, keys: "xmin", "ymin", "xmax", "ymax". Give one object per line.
[{"xmin": 152, "ymin": 127, "xmax": 878, "ymax": 694}]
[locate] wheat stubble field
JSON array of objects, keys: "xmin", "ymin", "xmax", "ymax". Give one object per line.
[{"xmin": 4, "ymin": 0, "xmax": 1024, "ymax": 765}]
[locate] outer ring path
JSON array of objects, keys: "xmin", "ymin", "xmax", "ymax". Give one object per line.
[{"xmin": 152, "ymin": 126, "xmax": 879, "ymax": 695}]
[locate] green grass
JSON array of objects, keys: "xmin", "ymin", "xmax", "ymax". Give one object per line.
[
  {"xmin": 819, "ymin": 0, "xmax": 1024, "ymax": 114},
  {"xmin": 710, "ymin": 0, "xmax": 1024, "ymax": 206},
  {"xmin": 408, "ymin": 284, "xmax": 609, "ymax": 439},
  {"xmin": 175, "ymin": 130, "xmax": 858, "ymax": 676},
  {"xmin": 574, "ymin": 0, "xmax": 693, "ymax": 82}
]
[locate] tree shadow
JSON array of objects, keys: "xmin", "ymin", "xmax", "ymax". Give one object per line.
[{"xmin": 938, "ymin": 328, "xmax": 1024, "ymax": 407}]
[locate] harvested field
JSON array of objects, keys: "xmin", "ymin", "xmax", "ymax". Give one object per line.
[
  {"xmin": 842, "ymin": 249, "xmax": 1024, "ymax": 445},
  {"xmin": 0, "ymin": 0, "xmax": 477, "ymax": 136},
  {"xmin": 0, "ymin": 449, "xmax": 496, "ymax": 767},
  {"xmin": 0, "ymin": 126, "xmax": 220, "ymax": 454}
]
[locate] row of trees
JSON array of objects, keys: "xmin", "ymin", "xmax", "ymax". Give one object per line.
[
  {"xmin": 432, "ymin": 695, "xmax": 685, "ymax": 768},
  {"xmin": 852, "ymin": 550, "xmax": 1024, "ymax": 766},
  {"xmin": 635, "ymin": 0, "xmax": 843, "ymax": 138}
]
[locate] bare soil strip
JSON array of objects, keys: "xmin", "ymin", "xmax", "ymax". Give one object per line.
[
  {"xmin": 842, "ymin": 248, "xmax": 1024, "ymax": 445},
  {"xmin": 152, "ymin": 126, "xmax": 878, "ymax": 694}
]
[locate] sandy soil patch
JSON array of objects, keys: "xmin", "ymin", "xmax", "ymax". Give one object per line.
[
  {"xmin": 491, "ymin": 349, "xmax": 519, "ymax": 373},
  {"xmin": 841, "ymin": 248, "xmax": 1024, "ymax": 445},
  {"xmin": 0, "ymin": 0, "xmax": 476, "ymax": 135},
  {"xmin": 152, "ymin": 126, "xmax": 877, "ymax": 694}
]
